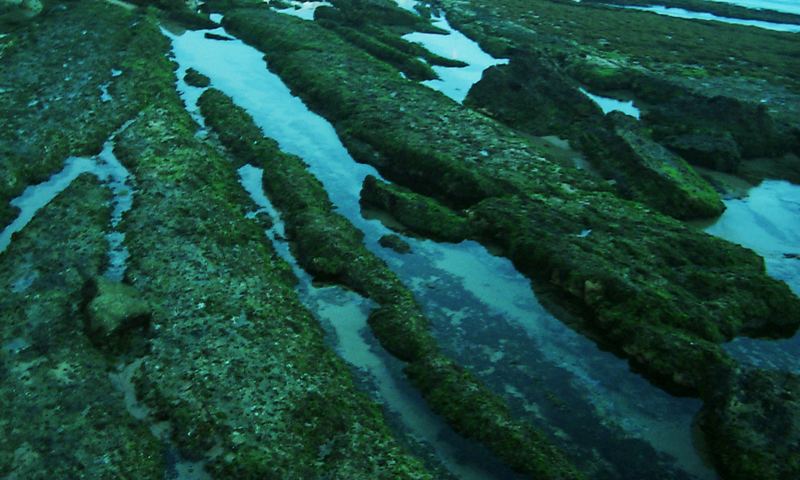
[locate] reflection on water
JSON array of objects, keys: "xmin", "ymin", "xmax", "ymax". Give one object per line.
[
  {"xmin": 707, "ymin": 0, "xmax": 800, "ymax": 15},
  {"xmin": 619, "ymin": 5, "xmax": 800, "ymax": 33},
  {"xmin": 402, "ymin": 14, "xmax": 508, "ymax": 103},
  {"xmin": 579, "ymin": 87, "xmax": 641, "ymax": 119},
  {"xmin": 705, "ymin": 180, "xmax": 800, "ymax": 372}
]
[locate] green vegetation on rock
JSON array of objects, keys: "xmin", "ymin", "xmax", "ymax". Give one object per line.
[
  {"xmin": 0, "ymin": 175, "xmax": 164, "ymax": 479},
  {"xmin": 198, "ymin": 86, "xmax": 585, "ymax": 480}
]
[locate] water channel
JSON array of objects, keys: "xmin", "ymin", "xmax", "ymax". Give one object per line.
[{"xmin": 164, "ymin": 10, "xmax": 716, "ymax": 478}]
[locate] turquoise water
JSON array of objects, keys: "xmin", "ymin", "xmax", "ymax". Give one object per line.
[
  {"xmin": 708, "ymin": 0, "xmax": 800, "ymax": 15},
  {"xmin": 620, "ymin": 4, "xmax": 800, "ymax": 32},
  {"xmin": 705, "ymin": 180, "xmax": 800, "ymax": 373}
]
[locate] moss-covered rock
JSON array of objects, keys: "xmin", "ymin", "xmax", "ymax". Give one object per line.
[
  {"xmin": 0, "ymin": 0, "xmax": 178, "ymax": 230},
  {"xmin": 361, "ymin": 175, "xmax": 471, "ymax": 242},
  {"xmin": 659, "ymin": 131, "xmax": 742, "ymax": 173},
  {"xmin": 117, "ymin": 99, "xmax": 434, "ymax": 478},
  {"xmin": 0, "ymin": 175, "xmax": 164, "ymax": 479},
  {"xmin": 466, "ymin": 51, "xmax": 603, "ymax": 139},
  {"xmin": 198, "ymin": 86, "xmax": 585, "ymax": 478},
  {"xmin": 699, "ymin": 368, "xmax": 800, "ymax": 480},
  {"xmin": 183, "ymin": 67, "xmax": 210, "ymax": 87},
  {"xmin": 468, "ymin": 191, "xmax": 798, "ymax": 388},
  {"xmin": 84, "ymin": 277, "xmax": 151, "ymax": 350},
  {"xmin": 378, "ymin": 233, "xmax": 411, "ymax": 253},
  {"xmin": 579, "ymin": 112, "xmax": 725, "ymax": 219}
]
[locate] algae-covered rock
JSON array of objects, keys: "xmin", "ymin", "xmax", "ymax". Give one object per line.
[
  {"xmin": 118, "ymin": 94, "xmax": 433, "ymax": 477},
  {"xmin": 466, "ymin": 52, "xmax": 602, "ymax": 138},
  {"xmin": 85, "ymin": 277, "xmax": 151, "ymax": 348},
  {"xmin": 198, "ymin": 85, "xmax": 584, "ymax": 478},
  {"xmin": 660, "ymin": 131, "xmax": 741, "ymax": 173},
  {"xmin": 469, "ymin": 192, "xmax": 799, "ymax": 390},
  {"xmin": 183, "ymin": 67, "xmax": 210, "ymax": 87},
  {"xmin": 579, "ymin": 112, "xmax": 725, "ymax": 219},
  {"xmin": 700, "ymin": 368, "xmax": 800, "ymax": 480},
  {"xmin": 0, "ymin": 175, "xmax": 164, "ymax": 479},
  {"xmin": 361, "ymin": 175, "xmax": 471, "ymax": 242},
  {"xmin": 379, "ymin": 233, "xmax": 411, "ymax": 253}
]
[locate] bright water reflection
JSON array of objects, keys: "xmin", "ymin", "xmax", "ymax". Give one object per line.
[
  {"xmin": 707, "ymin": 0, "xmax": 800, "ymax": 15},
  {"xmin": 620, "ymin": 5, "xmax": 800, "ymax": 32},
  {"xmin": 705, "ymin": 180, "xmax": 800, "ymax": 372},
  {"xmin": 402, "ymin": 15, "xmax": 508, "ymax": 102},
  {"xmin": 579, "ymin": 87, "xmax": 641, "ymax": 119}
]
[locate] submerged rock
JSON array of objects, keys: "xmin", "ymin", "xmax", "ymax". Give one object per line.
[
  {"xmin": 183, "ymin": 67, "xmax": 210, "ymax": 87},
  {"xmin": 379, "ymin": 233, "xmax": 411, "ymax": 253},
  {"xmin": 84, "ymin": 277, "xmax": 151, "ymax": 348}
]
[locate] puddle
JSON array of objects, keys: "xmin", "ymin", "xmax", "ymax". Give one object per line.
[
  {"xmin": 237, "ymin": 165, "xmax": 519, "ymax": 480},
  {"xmin": 704, "ymin": 180, "xmax": 800, "ymax": 372},
  {"xmin": 579, "ymin": 87, "xmax": 641, "ymax": 119},
  {"xmin": 706, "ymin": 0, "xmax": 800, "ymax": 15},
  {"xmin": 399, "ymin": 3, "xmax": 508, "ymax": 103},
  {"xmin": 618, "ymin": 5, "xmax": 800, "ymax": 33},
  {"xmin": 0, "ymin": 125, "xmax": 135, "ymax": 280},
  {"xmin": 164, "ymin": 20, "xmax": 715, "ymax": 479}
]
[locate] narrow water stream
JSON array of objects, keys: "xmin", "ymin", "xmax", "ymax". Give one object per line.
[
  {"xmin": 615, "ymin": 4, "xmax": 800, "ymax": 32},
  {"xmin": 703, "ymin": 180, "xmax": 800, "ymax": 372},
  {"xmin": 163, "ymin": 15, "xmax": 716, "ymax": 479},
  {"xmin": 237, "ymin": 165, "xmax": 520, "ymax": 479},
  {"xmin": 400, "ymin": 12, "xmax": 508, "ymax": 103},
  {"xmin": 0, "ymin": 124, "xmax": 134, "ymax": 281},
  {"xmin": 579, "ymin": 87, "xmax": 642, "ymax": 119}
]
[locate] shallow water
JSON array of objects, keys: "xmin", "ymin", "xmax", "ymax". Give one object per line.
[
  {"xmin": 620, "ymin": 5, "xmax": 800, "ymax": 32},
  {"xmin": 704, "ymin": 180, "xmax": 800, "ymax": 372},
  {"xmin": 402, "ymin": 14, "xmax": 508, "ymax": 103},
  {"xmin": 237, "ymin": 164, "xmax": 520, "ymax": 480},
  {"xmin": 579, "ymin": 87, "xmax": 641, "ymax": 119},
  {"xmin": 273, "ymin": 1, "xmax": 331, "ymax": 20},
  {"xmin": 707, "ymin": 0, "xmax": 800, "ymax": 15},
  {"xmin": 0, "ymin": 126, "xmax": 134, "ymax": 281},
  {"xmin": 164, "ymin": 19, "xmax": 715, "ymax": 479}
]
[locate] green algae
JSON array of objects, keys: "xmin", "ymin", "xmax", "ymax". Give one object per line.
[
  {"xmin": 360, "ymin": 175, "xmax": 470, "ymax": 242},
  {"xmin": 213, "ymin": 8, "xmax": 800, "ymax": 477},
  {"xmin": 116, "ymin": 97, "xmax": 433, "ymax": 478},
  {"xmin": 0, "ymin": 0, "xmax": 187, "ymax": 230},
  {"xmin": 198, "ymin": 86, "xmax": 585, "ymax": 479},
  {"xmin": 0, "ymin": 175, "xmax": 164, "ymax": 479}
]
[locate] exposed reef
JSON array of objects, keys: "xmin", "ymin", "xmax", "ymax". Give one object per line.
[
  {"xmin": 215, "ymin": 7, "xmax": 800, "ymax": 478},
  {"xmin": 0, "ymin": 175, "xmax": 164, "ymax": 478},
  {"xmin": 4, "ymin": 0, "xmax": 800, "ymax": 479}
]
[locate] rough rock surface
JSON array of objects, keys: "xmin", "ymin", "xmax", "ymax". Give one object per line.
[{"xmin": 85, "ymin": 277, "xmax": 151, "ymax": 349}]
